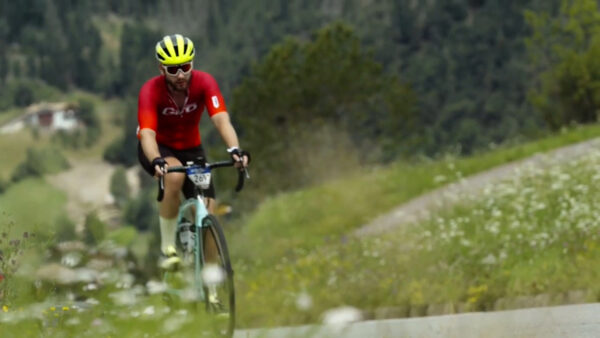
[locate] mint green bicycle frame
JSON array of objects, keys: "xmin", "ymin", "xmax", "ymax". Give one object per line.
[{"xmin": 174, "ymin": 194, "xmax": 210, "ymax": 301}]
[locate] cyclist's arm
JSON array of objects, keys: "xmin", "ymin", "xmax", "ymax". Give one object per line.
[
  {"xmin": 139, "ymin": 128, "xmax": 167, "ymax": 176},
  {"xmin": 138, "ymin": 80, "xmax": 166, "ymax": 174},
  {"xmin": 211, "ymin": 113, "xmax": 248, "ymax": 166},
  {"xmin": 211, "ymin": 112, "xmax": 240, "ymax": 150},
  {"xmin": 140, "ymin": 128, "xmax": 161, "ymax": 161}
]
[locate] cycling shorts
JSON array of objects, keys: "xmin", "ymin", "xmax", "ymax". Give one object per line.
[{"xmin": 137, "ymin": 142, "xmax": 216, "ymax": 199}]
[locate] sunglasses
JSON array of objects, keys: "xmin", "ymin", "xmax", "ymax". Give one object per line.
[{"xmin": 163, "ymin": 62, "xmax": 193, "ymax": 75}]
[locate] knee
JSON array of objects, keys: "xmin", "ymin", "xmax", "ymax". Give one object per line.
[{"xmin": 164, "ymin": 173, "xmax": 185, "ymax": 195}]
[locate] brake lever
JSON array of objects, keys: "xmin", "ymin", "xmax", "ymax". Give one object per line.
[{"xmin": 157, "ymin": 176, "xmax": 165, "ymax": 202}]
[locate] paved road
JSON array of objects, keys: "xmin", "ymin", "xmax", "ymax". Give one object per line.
[{"xmin": 235, "ymin": 303, "xmax": 600, "ymax": 338}]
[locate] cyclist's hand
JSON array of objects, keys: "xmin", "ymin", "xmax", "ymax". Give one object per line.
[
  {"xmin": 152, "ymin": 157, "xmax": 168, "ymax": 177},
  {"xmin": 227, "ymin": 148, "xmax": 251, "ymax": 169}
]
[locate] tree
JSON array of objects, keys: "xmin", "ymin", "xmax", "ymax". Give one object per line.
[
  {"xmin": 77, "ymin": 98, "xmax": 101, "ymax": 146},
  {"xmin": 526, "ymin": 0, "xmax": 600, "ymax": 128},
  {"xmin": 118, "ymin": 23, "xmax": 160, "ymax": 96},
  {"xmin": 232, "ymin": 22, "xmax": 418, "ymax": 194},
  {"xmin": 103, "ymin": 99, "xmax": 138, "ymax": 166},
  {"xmin": 13, "ymin": 83, "xmax": 34, "ymax": 107}
]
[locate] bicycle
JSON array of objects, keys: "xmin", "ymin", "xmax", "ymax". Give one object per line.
[{"xmin": 157, "ymin": 156, "xmax": 248, "ymax": 337}]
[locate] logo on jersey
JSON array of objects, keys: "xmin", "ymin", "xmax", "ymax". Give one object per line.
[
  {"xmin": 161, "ymin": 103, "xmax": 198, "ymax": 116},
  {"xmin": 211, "ymin": 96, "xmax": 220, "ymax": 108}
]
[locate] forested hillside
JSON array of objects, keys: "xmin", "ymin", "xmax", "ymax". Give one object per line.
[{"xmin": 2, "ymin": 0, "xmax": 595, "ymax": 193}]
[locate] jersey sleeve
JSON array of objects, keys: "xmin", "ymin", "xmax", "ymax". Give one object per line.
[
  {"xmin": 202, "ymin": 73, "xmax": 228, "ymax": 117},
  {"xmin": 137, "ymin": 81, "xmax": 158, "ymax": 134}
]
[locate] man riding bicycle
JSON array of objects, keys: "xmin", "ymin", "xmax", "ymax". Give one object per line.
[{"xmin": 137, "ymin": 34, "xmax": 250, "ymax": 271}]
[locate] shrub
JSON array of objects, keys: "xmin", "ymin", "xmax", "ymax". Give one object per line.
[
  {"xmin": 54, "ymin": 214, "xmax": 77, "ymax": 242},
  {"xmin": 124, "ymin": 190, "xmax": 157, "ymax": 231},
  {"xmin": 107, "ymin": 226, "xmax": 137, "ymax": 247},
  {"xmin": 11, "ymin": 147, "xmax": 70, "ymax": 182},
  {"xmin": 110, "ymin": 166, "xmax": 131, "ymax": 207},
  {"xmin": 83, "ymin": 212, "xmax": 106, "ymax": 246}
]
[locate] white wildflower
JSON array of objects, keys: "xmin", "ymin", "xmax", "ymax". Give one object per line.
[
  {"xmin": 66, "ymin": 317, "xmax": 81, "ymax": 326},
  {"xmin": 434, "ymin": 175, "xmax": 447, "ymax": 184},
  {"xmin": 146, "ymin": 280, "xmax": 167, "ymax": 294},
  {"xmin": 202, "ymin": 264, "xmax": 226, "ymax": 286},
  {"xmin": 61, "ymin": 252, "xmax": 82, "ymax": 267},
  {"xmin": 116, "ymin": 273, "xmax": 135, "ymax": 289},
  {"xmin": 142, "ymin": 306, "xmax": 155, "ymax": 316},
  {"xmin": 83, "ymin": 283, "xmax": 98, "ymax": 291},
  {"xmin": 481, "ymin": 254, "xmax": 497, "ymax": 265},
  {"xmin": 322, "ymin": 306, "xmax": 363, "ymax": 325},
  {"xmin": 85, "ymin": 298, "xmax": 100, "ymax": 306},
  {"xmin": 296, "ymin": 292, "xmax": 313, "ymax": 311},
  {"xmin": 499, "ymin": 251, "xmax": 508, "ymax": 261},
  {"xmin": 558, "ymin": 173, "xmax": 571, "ymax": 181},
  {"xmin": 109, "ymin": 290, "xmax": 138, "ymax": 306},
  {"xmin": 163, "ymin": 315, "xmax": 191, "ymax": 334}
]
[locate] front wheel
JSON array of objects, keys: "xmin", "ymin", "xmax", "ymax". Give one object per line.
[{"xmin": 200, "ymin": 214, "xmax": 235, "ymax": 337}]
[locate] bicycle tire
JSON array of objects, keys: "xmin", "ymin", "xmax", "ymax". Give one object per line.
[{"xmin": 199, "ymin": 214, "xmax": 235, "ymax": 337}]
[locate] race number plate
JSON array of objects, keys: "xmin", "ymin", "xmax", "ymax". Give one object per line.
[{"xmin": 187, "ymin": 167, "xmax": 211, "ymax": 189}]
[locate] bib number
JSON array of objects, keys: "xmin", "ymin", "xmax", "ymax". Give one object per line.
[{"xmin": 187, "ymin": 167, "xmax": 211, "ymax": 189}]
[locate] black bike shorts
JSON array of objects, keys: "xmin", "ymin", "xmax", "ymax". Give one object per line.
[{"xmin": 137, "ymin": 142, "xmax": 216, "ymax": 199}]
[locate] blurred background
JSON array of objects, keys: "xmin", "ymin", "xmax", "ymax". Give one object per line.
[{"xmin": 3, "ymin": 0, "xmax": 600, "ymax": 335}]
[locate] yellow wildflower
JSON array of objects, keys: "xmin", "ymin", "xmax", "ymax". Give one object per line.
[
  {"xmin": 62, "ymin": 306, "xmax": 69, "ymax": 311},
  {"xmin": 50, "ymin": 306, "xmax": 56, "ymax": 311},
  {"xmin": 2, "ymin": 305, "xmax": 8, "ymax": 312}
]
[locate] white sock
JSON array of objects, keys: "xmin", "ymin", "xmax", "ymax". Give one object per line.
[{"xmin": 159, "ymin": 216, "xmax": 177, "ymax": 254}]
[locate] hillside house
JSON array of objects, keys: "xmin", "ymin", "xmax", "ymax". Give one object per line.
[{"xmin": 0, "ymin": 102, "xmax": 80, "ymax": 134}]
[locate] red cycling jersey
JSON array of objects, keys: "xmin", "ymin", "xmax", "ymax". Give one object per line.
[{"xmin": 137, "ymin": 70, "xmax": 227, "ymax": 149}]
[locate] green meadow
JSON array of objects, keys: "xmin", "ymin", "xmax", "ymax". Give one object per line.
[{"xmin": 2, "ymin": 123, "xmax": 600, "ymax": 335}]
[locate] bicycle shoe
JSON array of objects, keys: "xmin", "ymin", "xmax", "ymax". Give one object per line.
[{"xmin": 159, "ymin": 245, "xmax": 181, "ymax": 271}]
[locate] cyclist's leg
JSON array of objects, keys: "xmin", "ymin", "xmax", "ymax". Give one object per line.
[
  {"xmin": 202, "ymin": 188, "xmax": 218, "ymax": 264},
  {"xmin": 137, "ymin": 143, "xmax": 184, "ymax": 268},
  {"xmin": 170, "ymin": 145, "xmax": 220, "ymax": 262},
  {"xmin": 160, "ymin": 156, "xmax": 184, "ymax": 218},
  {"xmin": 204, "ymin": 218, "xmax": 218, "ymax": 264},
  {"xmin": 159, "ymin": 156, "xmax": 185, "ymax": 258},
  {"xmin": 205, "ymin": 197, "xmax": 214, "ymax": 214}
]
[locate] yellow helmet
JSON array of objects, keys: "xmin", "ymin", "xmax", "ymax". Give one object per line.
[{"xmin": 155, "ymin": 34, "xmax": 195, "ymax": 65}]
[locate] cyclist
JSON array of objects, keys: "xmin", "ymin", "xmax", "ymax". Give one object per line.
[{"xmin": 137, "ymin": 34, "xmax": 250, "ymax": 271}]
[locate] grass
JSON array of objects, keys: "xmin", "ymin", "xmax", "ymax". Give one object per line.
[
  {"xmin": 0, "ymin": 283, "xmax": 230, "ymax": 338},
  {"xmin": 0, "ymin": 131, "xmax": 36, "ymax": 180},
  {"xmin": 230, "ymin": 123, "xmax": 600, "ymax": 327},
  {"xmin": 237, "ymin": 143, "xmax": 600, "ymax": 324},
  {"xmin": 231, "ymin": 124, "xmax": 600, "ymax": 266},
  {"xmin": 0, "ymin": 178, "xmax": 67, "ymax": 238},
  {"xmin": 4, "ymin": 123, "xmax": 600, "ymax": 335},
  {"xmin": 0, "ymin": 107, "xmax": 24, "ymax": 126}
]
